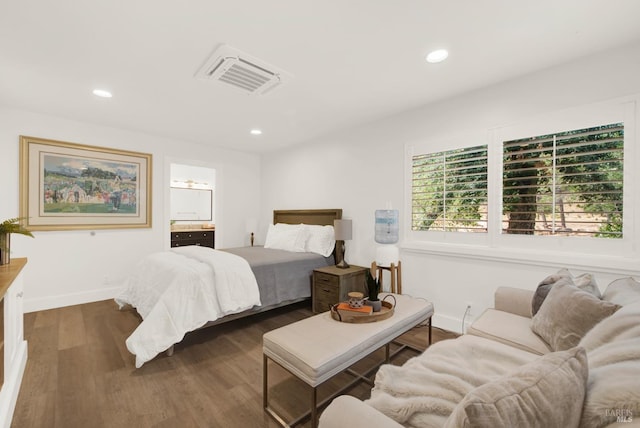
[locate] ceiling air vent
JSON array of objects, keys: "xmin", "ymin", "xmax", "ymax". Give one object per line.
[{"xmin": 195, "ymin": 44, "xmax": 290, "ymax": 95}]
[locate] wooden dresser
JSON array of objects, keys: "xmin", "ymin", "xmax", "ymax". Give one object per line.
[
  {"xmin": 312, "ymin": 265, "xmax": 368, "ymax": 313},
  {"xmin": 170, "ymin": 229, "xmax": 215, "ymax": 248},
  {"xmin": 0, "ymin": 258, "xmax": 28, "ymax": 427}
]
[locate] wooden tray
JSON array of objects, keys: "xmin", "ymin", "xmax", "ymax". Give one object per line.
[{"xmin": 330, "ymin": 296, "xmax": 395, "ymax": 323}]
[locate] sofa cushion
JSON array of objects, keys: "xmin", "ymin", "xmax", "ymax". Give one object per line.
[
  {"xmin": 467, "ymin": 309, "xmax": 552, "ymax": 355},
  {"xmin": 531, "ymin": 281, "xmax": 620, "ymax": 351},
  {"xmin": 494, "ymin": 286, "xmax": 535, "ymax": 318},
  {"xmin": 532, "ymin": 268, "xmax": 600, "ymax": 316},
  {"xmin": 444, "ymin": 347, "xmax": 588, "ymax": 428},
  {"xmin": 319, "ymin": 395, "xmax": 404, "ymax": 428},
  {"xmin": 602, "ymin": 277, "xmax": 640, "ymax": 307}
]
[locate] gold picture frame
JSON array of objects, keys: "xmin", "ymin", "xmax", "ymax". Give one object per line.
[{"xmin": 19, "ymin": 136, "xmax": 152, "ymax": 231}]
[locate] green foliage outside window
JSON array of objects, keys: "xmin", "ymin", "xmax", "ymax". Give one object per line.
[
  {"xmin": 412, "ymin": 145, "xmax": 488, "ymax": 232},
  {"xmin": 502, "ymin": 123, "xmax": 623, "ymax": 238}
]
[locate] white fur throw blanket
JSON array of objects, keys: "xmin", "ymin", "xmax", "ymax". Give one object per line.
[
  {"xmin": 366, "ymin": 334, "xmax": 538, "ymax": 428},
  {"xmin": 367, "ymin": 301, "xmax": 640, "ymax": 428}
]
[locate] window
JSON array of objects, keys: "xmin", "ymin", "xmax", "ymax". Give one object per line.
[
  {"xmin": 412, "ymin": 145, "xmax": 488, "ymax": 232},
  {"xmin": 502, "ymin": 123, "xmax": 623, "ymax": 238},
  {"xmin": 405, "ymin": 99, "xmax": 635, "ymax": 269}
]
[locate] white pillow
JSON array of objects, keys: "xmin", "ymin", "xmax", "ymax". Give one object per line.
[
  {"xmin": 304, "ymin": 224, "xmax": 335, "ymax": 257},
  {"xmin": 264, "ymin": 223, "xmax": 308, "ymax": 252}
]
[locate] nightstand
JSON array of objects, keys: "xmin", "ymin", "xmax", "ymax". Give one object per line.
[{"xmin": 312, "ymin": 265, "xmax": 368, "ymax": 313}]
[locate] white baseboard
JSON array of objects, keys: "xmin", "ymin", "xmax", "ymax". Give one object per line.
[
  {"xmin": 0, "ymin": 340, "xmax": 27, "ymax": 428},
  {"xmin": 23, "ymin": 286, "xmax": 122, "ymax": 313}
]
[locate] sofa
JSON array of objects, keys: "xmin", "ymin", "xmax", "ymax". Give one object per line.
[{"xmin": 319, "ymin": 270, "xmax": 640, "ymax": 428}]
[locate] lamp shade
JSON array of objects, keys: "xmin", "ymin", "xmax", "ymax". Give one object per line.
[{"xmin": 334, "ymin": 219, "xmax": 352, "ymax": 240}]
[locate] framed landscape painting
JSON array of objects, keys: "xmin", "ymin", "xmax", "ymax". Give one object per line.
[{"xmin": 19, "ymin": 136, "xmax": 152, "ymax": 231}]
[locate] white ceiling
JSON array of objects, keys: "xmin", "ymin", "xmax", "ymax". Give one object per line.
[{"xmin": 2, "ymin": 1, "xmax": 640, "ymax": 153}]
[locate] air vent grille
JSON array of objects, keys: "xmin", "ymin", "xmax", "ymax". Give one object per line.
[{"xmin": 196, "ymin": 45, "xmax": 289, "ymax": 95}]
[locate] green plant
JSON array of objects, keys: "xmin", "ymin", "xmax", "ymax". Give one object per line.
[
  {"xmin": 365, "ymin": 270, "xmax": 380, "ymax": 302},
  {"xmin": 0, "ymin": 217, "xmax": 34, "ymax": 238}
]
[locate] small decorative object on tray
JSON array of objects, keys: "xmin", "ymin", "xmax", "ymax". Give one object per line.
[
  {"xmin": 331, "ymin": 294, "xmax": 396, "ymax": 323},
  {"xmin": 348, "ymin": 291, "xmax": 365, "ymax": 308}
]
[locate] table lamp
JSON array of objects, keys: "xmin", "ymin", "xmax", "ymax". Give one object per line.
[{"xmin": 334, "ymin": 219, "xmax": 352, "ymax": 269}]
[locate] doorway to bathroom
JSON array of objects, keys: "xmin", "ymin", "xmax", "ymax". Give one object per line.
[{"xmin": 169, "ymin": 163, "xmax": 217, "ymax": 248}]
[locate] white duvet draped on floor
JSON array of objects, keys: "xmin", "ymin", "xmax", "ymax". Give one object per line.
[{"xmin": 115, "ymin": 246, "xmax": 261, "ymax": 368}]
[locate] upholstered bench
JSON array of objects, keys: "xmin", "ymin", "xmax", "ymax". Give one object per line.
[{"xmin": 263, "ymin": 293, "xmax": 434, "ymax": 427}]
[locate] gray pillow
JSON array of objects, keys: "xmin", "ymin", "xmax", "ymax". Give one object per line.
[
  {"xmin": 531, "ymin": 281, "xmax": 620, "ymax": 351},
  {"xmin": 532, "ymin": 268, "xmax": 600, "ymax": 316},
  {"xmin": 444, "ymin": 347, "xmax": 588, "ymax": 428}
]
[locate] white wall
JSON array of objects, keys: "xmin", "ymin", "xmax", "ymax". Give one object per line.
[
  {"xmin": 262, "ymin": 41, "xmax": 640, "ymax": 333},
  {"xmin": 0, "ymin": 108, "xmax": 261, "ymax": 312}
]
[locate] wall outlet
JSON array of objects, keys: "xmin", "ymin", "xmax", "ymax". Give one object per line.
[{"xmin": 465, "ymin": 301, "xmax": 473, "ymax": 316}]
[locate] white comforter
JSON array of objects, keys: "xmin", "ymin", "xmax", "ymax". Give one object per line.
[{"xmin": 115, "ymin": 246, "xmax": 261, "ymax": 368}]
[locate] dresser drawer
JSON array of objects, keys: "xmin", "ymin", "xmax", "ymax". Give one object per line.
[
  {"xmin": 313, "ymin": 275, "xmax": 339, "ymax": 313},
  {"xmin": 313, "ymin": 284, "xmax": 337, "ymax": 313},
  {"xmin": 170, "ymin": 230, "xmax": 215, "ymax": 248},
  {"xmin": 313, "ymin": 272, "xmax": 339, "ymax": 287},
  {"xmin": 172, "ymin": 231, "xmax": 213, "ymax": 241},
  {"xmin": 314, "ymin": 281, "xmax": 338, "ymax": 300},
  {"xmin": 171, "ymin": 240, "xmax": 204, "ymax": 248}
]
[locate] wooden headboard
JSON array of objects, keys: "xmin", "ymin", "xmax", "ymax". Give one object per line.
[{"xmin": 273, "ymin": 209, "xmax": 342, "ymax": 226}]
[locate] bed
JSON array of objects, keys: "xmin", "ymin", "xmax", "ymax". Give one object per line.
[{"xmin": 115, "ymin": 209, "xmax": 343, "ymax": 368}]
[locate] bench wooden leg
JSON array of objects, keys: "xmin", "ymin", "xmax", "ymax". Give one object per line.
[
  {"xmin": 311, "ymin": 387, "xmax": 318, "ymax": 428},
  {"xmin": 263, "ymin": 354, "xmax": 378, "ymax": 427},
  {"xmin": 264, "ymin": 354, "xmax": 292, "ymax": 427},
  {"xmin": 263, "ymin": 354, "xmax": 268, "ymax": 409}
]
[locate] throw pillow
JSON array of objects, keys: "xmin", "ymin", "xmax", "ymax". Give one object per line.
[
  {"xmin": 531, "ymin": 281, "xmax": 621, "ymax": 351},
  {"xmin": 444, "ymin": 347, "xmax": 588, "ymax": 428},
  {"xmin": 264, "ymin": 223, "xmax": 308, "ymax": 252},
  {"xmin": 304, "ymin": 224, "xmax": 336, "ymax": 257},
  {"xmin": 602, "ymin": 277, "xmax": 640, "ymax": 307},
  {"xmin": 531, "ymin": 268, "xmax": 600, "ymax": 316}
]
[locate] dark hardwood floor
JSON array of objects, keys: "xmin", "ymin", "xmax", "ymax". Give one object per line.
[{"xmin": 12, "ymin": 299, "xmax": 457, "ymax": 428}]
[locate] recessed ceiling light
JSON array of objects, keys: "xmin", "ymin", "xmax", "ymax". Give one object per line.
[
  {"xmin": 250, "ymin": 129, "xmax": 262, "ymax": 135},
  {"xmin": 426, "ymin": 49, "xmax": 449, "ymax": 64},
  {"xmin": 92, "ymin": 89, "xmax": 113, "ymax": 98}
]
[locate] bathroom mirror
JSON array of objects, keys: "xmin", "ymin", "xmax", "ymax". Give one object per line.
[{"xmin": 170, "ymin": 188, "xmax": 212, "ymax": 221}]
